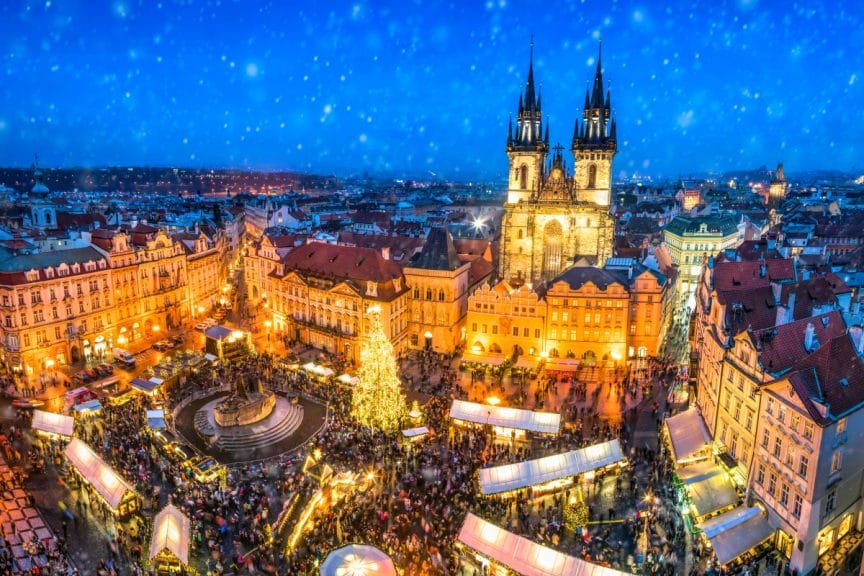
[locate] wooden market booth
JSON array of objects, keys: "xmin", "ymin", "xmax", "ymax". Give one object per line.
[
  {"xmin": 149, "ymin": 504, "xmax": 191, "ymax": 574},
  {"xmin": 64, "ymin": 439, "xmax": 140, "ymax": 519}
]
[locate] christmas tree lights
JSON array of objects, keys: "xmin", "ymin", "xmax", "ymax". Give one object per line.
[{"xmin": 351, "ymin": 305, "xmax": 407, "ymax": 433}]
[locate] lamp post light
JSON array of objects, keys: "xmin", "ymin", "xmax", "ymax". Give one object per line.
[{"xmin": 264, "ymin": 320, "xmax": 272, "ymax": 353}]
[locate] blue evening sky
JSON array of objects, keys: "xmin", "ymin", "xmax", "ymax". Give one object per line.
[{"xmin": 0, "ymin": 0, "xmax": 861, "ymax": 179}]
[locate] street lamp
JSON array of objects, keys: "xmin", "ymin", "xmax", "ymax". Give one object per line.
[{"xmin": 264, "ymin": 320, "xmax": 272, "ymax": 353}]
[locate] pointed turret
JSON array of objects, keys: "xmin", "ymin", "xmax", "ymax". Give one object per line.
[
  {"xmin": 584, "ymin": 88, "xmax": 590, "ymax": 110},
  {"xmin": 524, "ymin": 39, "xmax": 537, "ymax": 111},
  {"xmin": 507, "ymin": 115, "xmax": 513, "ymax": 146},
  {"xmin": 605, "ymin": 89, "xmax": 611, "ymax": 111},
  {"xmin": 544, "ymin": 120, "xmax": 549, "ymax": 146},
  {"xmin": 537, "ymin": 86, "xmax": 542, "ymax": 111},
  {"xmin": 591, "ymin": 42, "xmax": 605, "ymax": 108}
]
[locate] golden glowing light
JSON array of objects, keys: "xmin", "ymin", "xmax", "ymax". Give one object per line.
[{"xmin": 486, "ymin": 396, "xmax": 501, "ymax": 407}]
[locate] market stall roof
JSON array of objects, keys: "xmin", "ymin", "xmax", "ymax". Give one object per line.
[
  {"xmin": 462, "ymin": 353, "xmax": 505, "ymax": 366},
  {"xmin": 683, "ymin": 466, "xmax": 738, "ymax": 518},
  {"xmin": 402, "ymin": 427, "xmax": 429, "ymax": 438},
  {"xmin": 149, "ymin": 377, "xmax": 165, "ymax": 386},
  {"xmin": 205, "ymin": 325, "xmax": 234, "ymax": 341},
  {"xmin": 302, "ymin": 362, "xmax": 335, "ymax": 377},
  {"xmin": 458, "ymin": 513, "xmax": 635, "ymax": 576},
  {"xmin": 664, "ymin": 407, "xmax": 711, "ymax": 464},
  {"xmin": 149, "ymin": 504, "xmax": 190, "ymax": 566},
  {"xmin": 320, "ymin": 544, "xmax": 397, "ymax": 576},
  {"xmin": 514, "ymin": 357, "xmax": 536, "ymax": 369},
  {"xmin": 204, "ymin": 353, "xmax": 218, "ymax": 362},
  {"xmin": 147, "ymin": 409, "xmax": 166, "ymax": 430},
  {"xmin": 74, "ymin": 400, "xmax": 102, "ymax": 412},
  {"xmin": 700, "ymin": 506, "xmax": 775, "ymax": 566},
  {"xmin": 64, "ymin": 439, "xmax": 136, "ymax": 510},
  {"xmin": 131, "ymin": 378, "xmax": 160, "ymax": 394},
  {"xmin": 31, "ymin": 410, "xmax": 74, "ymax": 437},
  {"xmin": 449, "ymin": 399, "xmax": 561, "ymax": 435},
  {"xmin": 479, "ymin": 440, "xmax": 624, "ymax": 495},
  {"xmin": 545, "ymin": 358, "xmax": 581, "ymax": 372},
  {"xmin": 336, "ymin": 373, "xmax": 359, "ymax": 385}
]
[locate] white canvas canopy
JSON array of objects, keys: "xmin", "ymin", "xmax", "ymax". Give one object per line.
[
  {"xmin": 700, "ymin": 506, "xmax": 775, "ymax": 566},
  {"xmin": 147, "ymin": 409, "xmax": 167, "ymax": 430},
  {"xmin": 681, "ymin": 465, "xmax": 738, "ymax": 518},
  {"xmin": 336, "ymin": 373, "xmax": 359, "ymax": 385},
  {"xmin": 64, "ymin": 439, "xmax": 136, "ymax": 510},
  {"xmin": 303, "ymin": 362, "xmax": 335, "ymax": 378},
  {"xmin": 402, "ymin": 426, "xmax": 429, "ymax": 438},
  {"xmin": 449, "ymin": 399, "xmax": 560, "ymax": 435},
  {"xmin": 149, "ymin": 504, "xmax": 190, "ymax": 566},
  {"xmin": 320, "ymin": 544, "xmax": 396, "ymax": 576},
  {"xmin": 664, "ymin": 407, "xmax": 711, "ymax": 464},
  {"xmin": 462, "ymin": 353, "xmax": 505, "ymax": 366},
  {"xmin": 479, "ymin": 440, "xmax": 625, "ymax": 495},
  {"xmin": 458, "ymin": 513, "xmax": 635, "ymax": 576},
  {"xmin": 31, "ymin": 410, "xmax": 74, "ymax": 437}
]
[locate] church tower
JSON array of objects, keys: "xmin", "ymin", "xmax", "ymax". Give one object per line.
[
  {"xmin": 768, "ymin": 162, "xmax": 787, "ymax": 207},
  {"xmin": 506, "ymin": 41, "xmax": 549, "ymax": 204},
  {"xmin": 572, "ymin": 44, "xmax": 616, "ymax": 207}
]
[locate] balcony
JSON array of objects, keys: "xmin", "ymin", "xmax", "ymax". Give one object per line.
[{"xmin": 292, "ymin": 316, "xmax": 356, "ymax": 338}]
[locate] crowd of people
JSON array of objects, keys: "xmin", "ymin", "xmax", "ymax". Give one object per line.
[{"xmin": 2, "ymin": 319, "xmax": 719, "ymax": 576}]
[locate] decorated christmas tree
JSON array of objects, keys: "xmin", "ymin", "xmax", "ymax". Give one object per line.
[{"xmin": 351, "ymin": 305, "xmax": 408, "ymax": 432}]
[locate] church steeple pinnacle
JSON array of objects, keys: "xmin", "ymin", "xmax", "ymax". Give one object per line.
[
  {"xmin": 509, "ymin": 36, "xmax": 546, "ymax": 150},
  {"xmin": 524, "ymin": 35, "xmax": 537, "ymax": 111},
  {"xmin": 590, "ymin": 41, "xmax": 605, "ymax": 109}
]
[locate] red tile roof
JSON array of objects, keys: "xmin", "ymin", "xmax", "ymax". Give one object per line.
[
  {"xmin": 711, "ymin": 260, "xmax": 795, "ymax": 292},
  {"xmin": 279, "ymin": 241, "xmax": 405, "ymax": 285},
  {"xmin": 754, "ymin": 311, "xmax": 846, "ymax": 375}
]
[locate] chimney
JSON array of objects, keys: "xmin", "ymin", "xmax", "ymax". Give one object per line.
[
  {"xmin": 786, "ymin": 291, "xmax": 796, "ymax": 324},
  {"xmin": 381, "ymin": 246, "xmax": 390, "ymax": 260},
  {"xmin": 804, "ymin": 322, "xmax": 815, "ymax": 352}
]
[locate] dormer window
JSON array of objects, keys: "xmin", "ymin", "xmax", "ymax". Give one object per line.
[{"xmin": 366, "ymin": 282, "xmax": 378, "ymax": 297}]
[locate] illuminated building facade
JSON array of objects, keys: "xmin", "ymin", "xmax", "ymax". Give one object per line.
[
  {"xmin": 266, "ymin": 242, "xmax": 409, "ymax": 366},
  {"xmin": 499, "ymin": 44, "xmax": 616, "ymax": 284},
  {"xmin": 465, "ymin": 260, "xmax": 667, "ymax": 365}
]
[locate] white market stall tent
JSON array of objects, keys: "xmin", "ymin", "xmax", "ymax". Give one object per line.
[
  {"xmin": 401, "ymin": 427, "xmax": 429, "ymax": 439},
  {"xmin": 458, "ymin": 513, "xmax": 635, "ymax": 576},
  {"xmin": 677, "ymin": 462, "xmax": 738, "ymax": 520},
  {"xmin": 303, "ymin": 362, "xmax": 335, "ymax": 378},
  {"xmin": 146, "ymin": 409, "xmax": 167, "ymax": 430},
  {"xmin": 64, "ymin": 438, "xmax": 139, "ymax": 517},
  {"xmin": 449, "ymin": 399, "xmax": 561, "ymax": 435},
  {"xmin": 149, "ymin": 504, "xmax": 191, "ymax": 568},
  {"xmin": 479, "ymin": 440, "xmax": 625, "ymax": 496},
  {"xmin": 31, "ymin": 410, "xmax": 74, "ymax": 437},
  {"xmin": 664, "ymin": 407, "xmax": 712, "ymax": 466},
  {"xmin": 336, "ymin": 373, "xmax": 359, "ymax": 386},
  {"xmin": 700, "ymin": 505, "xmax": 775, "ymax": 566},
  {"xmin": 320, "ymin": 544, "xmax": 397, "ymax": 576}
]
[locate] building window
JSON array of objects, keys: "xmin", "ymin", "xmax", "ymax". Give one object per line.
[
  {"xmin": 492, "ymin": 325, "xmax": 498, "ymax": 335},
  {"xmin": 831, "ymin": 451, "xmax": 843, "ymax": 474},
  {"xmin": 804, "ymin": 423, "xmax": 814, "ymax": 440},
  {"xmin": 792, "ymin": 494, "xmax": 803, "ymax": 519},
  {"xmin": 745, "ymin": 410, "xmax": 753, "ymax": 431},
  {"xmin": 768, "ymin": 473, "xmax": 776, "ymax": 497},
  {"xmin": 798, "ymin": 454, "xmax": 809, "ymax": 478},
  {"xmin": 471, "ymin": 323, "xmax": 477, "ymax": 332},
  {"xmin": 780, "ymin": 484, "xmax": 789, "ymax": 508},
  {"xmin": 756, "ymin": 464, "xmax": 765, "ymax": 486},
  {"xmin": 837, "ymin": 418, "xmax": 847, "ymax": 435},
  {"xmin": 825, "ymin": 489, "xmax": 836, "ymax": 515},
  {"xmin": 23, "ymin": 334, "xmax": 30, "ymax": 347},
  {"xmin": 512, "ymin": 327, "xmax": 519, "ymax": 336},
  {"xmin": 786, "ymin": 448, "xmax": 795, "ymax": 468},
  {"xmin": 438, "ymin": 290, "xmax": 445, "ymax": 302},
  {"xmin": 766, "ymin": 397, "xmax": 775, "ymax": 414},
  {"xmin": 773, "ymin": 437, "xmax": 782, "ymax": 458},
  {"xmin": 524, "ymin": 328, "xmax": 529, "ymax": 337},
  {"xmin": 534, "ymin": 329, "xmax": 540, "ymax": 338}
]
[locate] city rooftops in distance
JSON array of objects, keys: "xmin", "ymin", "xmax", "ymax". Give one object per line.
[{"xmin": 664, "ymin": 214, "xmax": 739, "ymax": 236}]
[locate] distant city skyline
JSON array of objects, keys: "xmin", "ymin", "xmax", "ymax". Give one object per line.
[{"xmin": 0, "ymin": 1, "xmax": 862, "ymax": 179}]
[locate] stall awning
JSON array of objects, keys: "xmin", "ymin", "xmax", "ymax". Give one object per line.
[
  {"xmin": 479, "ymin": 440, "xmax": 624, "ymax": 495},
  {"xmin": 205, "ymin": 325, "xmax": 233, "ymax": 341},
  {"xmin": 664, "ymin": 407, "xmax": 711, "ymax": 464},
  {"xmin": 131, "ymin": 378, "xmax": 160, "ymax": 394},
  {"xmin": 449, "ymin": 399, "xmax": 561, "ymax": 435},
  {"xmin": 402, "ymin": 426, "xmax": 429, "ymax": 438},
  {"xmin": 31, "ymin": 410, "xmax": 74, "ymax": 437},
  {"xmin": 204, "ymin": 353, "xmax": 218, "ymax": 362},
  {"xmin": 147, "ymin": 409, "xmax": 166, "ymax": 430},
  {"xmin": 64, "ymin": 439, "xmax": 136, "ymax": 510},
  {"xmin": 700, "ymin": 506, "xmax": 775, "ymax": 566},
  {"xmin": 149, "ymin": 504, "xmax": 190, "ymax": 566},
  {"xmin": 320, "ymin": 544, "xmax": 397, "ymax": 576},
  {"xmin": 336, "ymin": 373, "xmax": 359, "ymax": 385},
  {"xmin": 682, "ymin": 465, "xmax": 738, "ymax": 518},
  {"xmin": 302, "ymin": 362, "xmax": 335, "ymax": 378},
  {"xmin": 458, "ymin": 513, "xmax": 635, "ymax": 576},
  {"xmin": 462, "ymin": 353, "xmax": 506, "ymax": 366},
  {"xmin": 514, "ymin": 357, "xmax": 536, "ymax": 369},
  {"xmin": 545, "ymin": 358, "xmax": 581, "ymax": 372},
  {"xmin": 74, "ymin": 400, "xmax": 102, "ymax": 412},
  {"xmin": 149, "ymin": 377, "xmax": 165, "ymax": 386}
]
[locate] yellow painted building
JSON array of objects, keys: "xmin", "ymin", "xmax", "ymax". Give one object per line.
[
  {"xmin": 465, "ymin": 261, "xmax": 668, "ymax": 366},
  {"xmin": 499, "ymin": 45, "xmax": 616, "ymax": 284}
]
